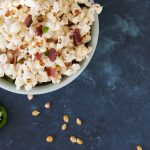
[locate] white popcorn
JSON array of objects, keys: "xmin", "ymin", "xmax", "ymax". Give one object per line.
[
  {"xmin": 0, "ymin": 0, "xmax": 102, "ymax": 91},
  {"xmin": 0, "ymin": 64, "xmax": 5, "ymax": 77},
  {"xmin": 57, "ymin": 36, "xmax": 70, "ymax": 49},
  {"xmin": 53, "ymin": 1, "xmax": 60, "ymax": 13},
  {"xmin": 62, "ymin": 48, "xmax": 76, "ymax": 62},
  {"xmin": 75, "ymin": 44, "xmax": 93, "ymax": 61},
  {"xmin": 72, "ymin": 10, "xmax": 85, "ymax": 24},
  {"xmin": 80, "ymin": 24, "xmax": 91, "ymax": 36},
  {"xmin": 0, "ymin": 34, "xmax": 7, "ymax": 49},
  {"xmin": 9, "ymin": 21, "xmax": 21, "ymax": 34},
  {"xmin": 92, "ymin": 4, "xmax": 103, "ymax": 14},
  {"xmin": 63, "ymin": 64, "xmax": 80, "ymax": 76},
  {"xmin": 0, "ymin": 54, "xmax": 8, "ymax": 64},
  {"xmin": 4, "ymin": 64, "xmax": 16, "ymax": 79}
]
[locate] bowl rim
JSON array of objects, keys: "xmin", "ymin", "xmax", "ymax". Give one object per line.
[{"xmin": 0, "ymin": 14, "xmax": 99, "ymax": 95}]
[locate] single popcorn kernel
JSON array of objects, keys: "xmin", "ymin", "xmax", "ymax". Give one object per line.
[
  {"xmin": 70, "ymin": 136, "xmax": 77, "ymax": 143},
  {"xmin": 137, "ymin": 145, "xmax": 143, "ymax": 150},
  {"xmin": 61, "ymin": 124, "xmax": 67, "ymax": 131},
  {"xmin": 32, "ymin": 110, "xmax": 40, "ymax": 116},
  {"xmin": 27, "ymin": 94, "xmax": 33, "ymax": 100},
  {"xmin": 76, "ymin": 118, "xmax": 82, "ymax": 126},
  {"xmin": 45, "ymin": 102, "xmax": 51, "ymax": 109},
  {"xmin": 46, "ymin": 136, "xmax": 54, "ymax": 143},
  {"xmin": 76, "ymin": 138, "xmax": 84, "ymax": 145},
  {"xmin": 63, "ymin": 115, "xmax": 69, "ymax": 123}
]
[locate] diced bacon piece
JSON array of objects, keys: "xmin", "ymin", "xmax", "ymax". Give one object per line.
[
  {"xmin": 35, "ymin": 52, "xmax": 43, "ymax": 61},
  {"xmin": 24, "ymin": 15, "xmax": 33, "ymax": 28},
  {"xmin": 48, "ymin": 48, "xmax": 58, "ymax": 62},
  {"xmin": 73, "ymin": 28, "xmax": 82, "ymax": 46},
  {"xmin": 35, "ymin": 25, "xmax": 43, "ymax": 37},
  {"xmin": 47, "ymin": 67, "xmax": 58, "ymax": 77}
]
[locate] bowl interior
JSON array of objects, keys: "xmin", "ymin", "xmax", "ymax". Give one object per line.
[{"xmin": 0, "ymin": 13, "xmax": 99, "ymax": 95}]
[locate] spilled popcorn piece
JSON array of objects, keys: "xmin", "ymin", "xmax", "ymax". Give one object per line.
[{"xmin": 27, "ymin": 94, "xmax": 34, "ymax": 100}]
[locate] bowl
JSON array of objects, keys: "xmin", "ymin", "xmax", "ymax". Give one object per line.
[{"xmin": 0, "ymin": 10, "xmax": 99, "ymax": 95}]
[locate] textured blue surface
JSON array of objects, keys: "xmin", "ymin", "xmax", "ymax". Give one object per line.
[{"xmin": 0, "ymin": 0, "xmax": 150, "ymax": 150}]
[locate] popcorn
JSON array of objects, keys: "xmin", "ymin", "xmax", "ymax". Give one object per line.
[
  {"xmin": 4, "ymin": 64, "xmax": 16, "ymax": 79},
  {"xmin": 0, "ymin": 0, "xmax": 102, "ymax": 91},
  {"xmin": 0, "ymin": 54, "xmax": 8, "ymax": 64},
  {"xmin": 0, "ymin": 35, "xmax": 7, "ymax": 49},
  {"xmin": 52, "ymin": 1, "xmax": 60, "ymax": 13},
  {"xmin": 0, "ymin": 64, "xmax": 5, "ymax": 77},
  {"xmin": 63, "ymin": 64, "xmax": 81, "ymax": 76},
  {"xmin": 9, "ymin": 21, "xmax": 21, "ymax": 34}
]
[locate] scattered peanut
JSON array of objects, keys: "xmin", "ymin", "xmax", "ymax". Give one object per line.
[
  {"xmin": 46, "ymin": 136, "xmax": 54, "ymax": 143},
  {"xmin": 61, "ymin": 124, "xmax": 67, "ymax": 131},
  {"xmin": 137, "ymin": 145, "xmax": 142, "ymax": 150},
  {"xmin": 76, "ymin": 118, "xmax": 82, "ymax": 126},
  {"xmin": 45, "ymin": 102, "xmax": 51, "ymax": 109},
  {"xmin": 70, "ymin": 136, "xmax": 77, "ymax": 143},
  {"xmin": 32, "ymin": 110, "xmax": 40, "ymax": 116},
  {"xmin": 77, "ymin": 138, "xmax": 84, "ymax": 145},
  {"xmin": 63, "ymin": 115, "xmax": 69, "ymax": 123},
  {"xmin": 27, "ymin": 94, "xmax": 33, "ymax": 100}
]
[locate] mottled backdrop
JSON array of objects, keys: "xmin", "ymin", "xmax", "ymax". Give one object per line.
[{"xmin": 0, "ymin": 0, "xmax": 150, "ymax": 150}]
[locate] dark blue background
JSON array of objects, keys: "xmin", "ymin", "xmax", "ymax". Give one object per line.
[{"xmin": 0, "ymin": 0, "xmax": 150, "ymax": 149}]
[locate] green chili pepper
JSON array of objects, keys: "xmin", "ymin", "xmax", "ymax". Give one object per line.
[
  {"xmin": 0, "ymin": 104, "xmax": 8, "ymax": 128},
  {"xmin": 43, "ymin": 27, "xmax": 49, "ymax": 33},
  {"xmin": 44, "ymin": 50, "xmax": 50, "ymax": 56}
]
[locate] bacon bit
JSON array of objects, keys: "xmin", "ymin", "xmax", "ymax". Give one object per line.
[
  {"xmin": 73, "ymin": 28, "xmax": 82, "ymax": 46},
  {"xmin": 55, "ymin": 39, "xmax": 58, "ymax": 44},
  {"xmin": 47, "ymin": 67, "xmax": 58, "ymax": 78},
  {"xmin": 37, "ymin": 15, "xmax": 44, "ymax": 22},
  {"xmin": 35, "ymin": 25, "xmax": 43, "ymax": 37},
  {"xmin": 24, "ymin": 15, "xmax": 33, "ymax": 28},
  {"xmin": 48, "ymin": 48, "xmax": 58, "ymax": 62},
  {"xmin": 35, "ymin": 52, "xmax": 43, "ymax": 61}
]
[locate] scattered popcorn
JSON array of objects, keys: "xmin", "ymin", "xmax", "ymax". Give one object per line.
[{"xmin": 0, "ymin": 0, "xmax": 102, "ymax": 91}]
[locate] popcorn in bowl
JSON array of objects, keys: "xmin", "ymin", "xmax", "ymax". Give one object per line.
[{"xmin": 0, "ymin": 0, "xmax": 102, "ymax": 91}]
